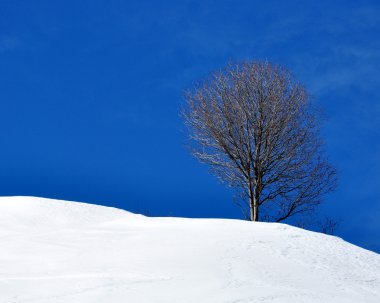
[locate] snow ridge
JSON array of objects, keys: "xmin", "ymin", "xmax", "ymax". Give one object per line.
[{"xmin": 0, "ymin": 196, "xmax": 379, "ymax": 303}]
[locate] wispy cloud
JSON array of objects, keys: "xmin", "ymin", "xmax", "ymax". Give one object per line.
[{"xmin": 0, "ymin": 36, "xmax": 22, "ymax": 53}]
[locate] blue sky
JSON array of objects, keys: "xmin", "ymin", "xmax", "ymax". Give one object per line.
[{"xmin": 0, "ymin": 0, "xmax": 379, "ymax": 252}]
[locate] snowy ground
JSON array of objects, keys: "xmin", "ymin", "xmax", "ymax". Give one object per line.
[{"xmin": 0, "ymin": 196, "xmax": 379, "ymax": 303}]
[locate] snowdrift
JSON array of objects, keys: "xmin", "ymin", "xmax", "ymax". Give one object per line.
[{"xmin": 0, "ymin": 196, "xmax": 379, "ymax": 303}]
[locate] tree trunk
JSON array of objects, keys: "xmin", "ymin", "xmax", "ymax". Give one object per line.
[
  {"xmin": 253, "ymin": 203, "xmax": 258, "ymax": 221},
  {"xmin": 249, "ymin": 193, "xmax": 259, "ymax": 222}
]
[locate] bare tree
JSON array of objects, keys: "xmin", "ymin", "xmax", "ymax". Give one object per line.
[
  {"xmin": 182, "ymin": 61, "xmax": 337, "ymax": 222},
  {"xmin": 319, "ymin": 216, "xmax": 341, "ymax": 235}
]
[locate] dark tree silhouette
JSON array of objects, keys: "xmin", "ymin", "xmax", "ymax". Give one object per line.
[{"xmin": 183, "ymin": 61, "xmax": 337, "ymax": 222}]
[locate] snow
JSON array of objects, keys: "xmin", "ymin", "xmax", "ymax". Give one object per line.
[{"xmin": 0, "ymin": 196, "xmax": 379, "ymax": 303}]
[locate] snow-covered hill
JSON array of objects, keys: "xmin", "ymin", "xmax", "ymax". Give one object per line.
[{"xmin": 0, "ymin": 196, "xmax": 379, "ymax": 303}]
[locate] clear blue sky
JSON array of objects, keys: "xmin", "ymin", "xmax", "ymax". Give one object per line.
[{"xmin": 0, "ymin": 0, "xmax": 379, "ymax": 252}]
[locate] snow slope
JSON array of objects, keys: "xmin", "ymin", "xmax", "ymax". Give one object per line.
[{"xmin": 0, "ymin": 196, "xmax": 379, "ymax": 303}]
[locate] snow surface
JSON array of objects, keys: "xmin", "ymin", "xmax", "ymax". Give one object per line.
[{"xmin": 0, "ymin": 196, "xmax": 379, "ymax": 303}]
